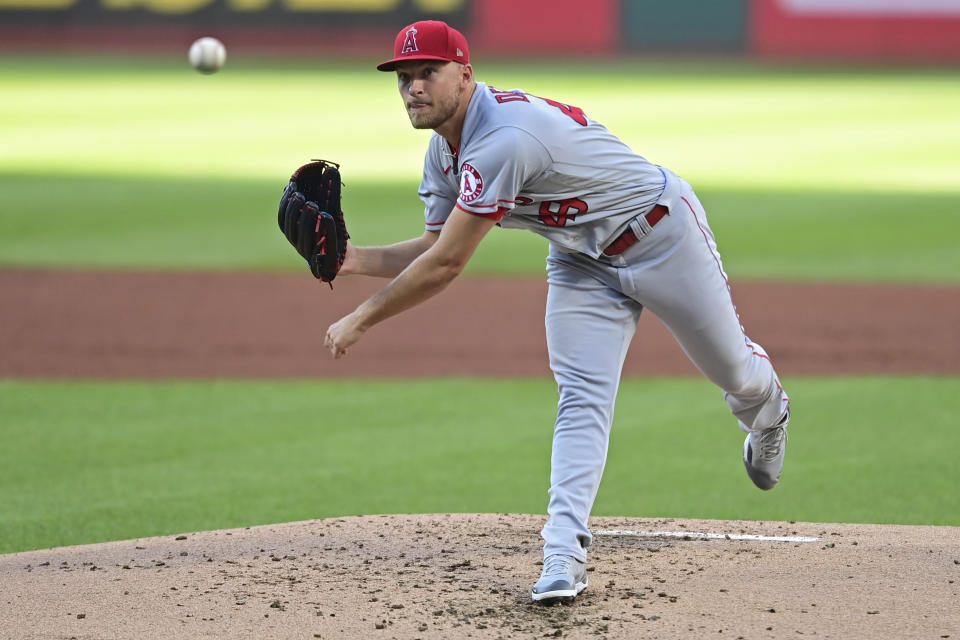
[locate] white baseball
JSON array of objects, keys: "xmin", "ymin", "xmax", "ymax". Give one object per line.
[{"xmin": 189, "ymin": 37, "xmax": 226, "ymax": 74}]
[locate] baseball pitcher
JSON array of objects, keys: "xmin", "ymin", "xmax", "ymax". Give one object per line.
[{"xmin": 284, "ymin": 20, "xmax": 791, "ymax": 604}]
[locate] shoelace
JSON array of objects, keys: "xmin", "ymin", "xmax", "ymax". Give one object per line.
[
  {"xmin": 754, "ymin": 427, "xmax": 786, "ymax": 462},
  {"xmin": 542, "ymin": 555, "xmax": 574, "ymax": 577}
]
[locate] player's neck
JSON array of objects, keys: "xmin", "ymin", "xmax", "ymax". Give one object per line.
[{"xmin": 435, "ymin": 81, "xmax": 476, "ymax": 150}]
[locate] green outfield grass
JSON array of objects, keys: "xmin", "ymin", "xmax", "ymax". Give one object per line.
[
  {"xmin": 1, "ymin": 376, "xmax": 957, "ymax": 554},
  {"xmin": 1, "ymin": 56, "xmax": 959, "ymax": 281},
  {"xmin": 2, "ymin": 173, "xmax": 956, "ymax": 280}
]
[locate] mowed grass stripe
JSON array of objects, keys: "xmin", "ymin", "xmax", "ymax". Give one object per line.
[
  {"xmin": 2, "ymin": 58, "xmax": 958, "ymax": 194},
  {"xmin": 2, "ymin": 376, "xmax": 957, "ymax": 554},
  {"xmin": 1, "ymin": 174, "xmax": 957, "ymax": 281}
]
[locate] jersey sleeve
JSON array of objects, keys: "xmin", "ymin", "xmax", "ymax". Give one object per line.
[
  {"xmin": 418, "ymin": 137, "xmax": 459, "ymax": 231},
  {"xmin": 455, "ymin": 127, "xmax": 551, "ymax": 221}
]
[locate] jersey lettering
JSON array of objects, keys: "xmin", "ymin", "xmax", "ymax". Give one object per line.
[
  {"xmin": 539, "ymin": 198, "xmax": 588, "ymax": 227},
  {"xmin": 487, "ymin": 86, "xmax": 586, "ymax": 125},
  {"xmin": 489, "ymin": 87, "xmax": 530, "ymax": 104},
  {"xmin": 537, "ymin": 97, "xmax": 588, "ymax": 126}
]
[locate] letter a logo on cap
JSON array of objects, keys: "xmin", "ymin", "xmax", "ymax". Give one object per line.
[{"xmin": 401, "ymin": 27, "xmax": 419, "ymax": 54}]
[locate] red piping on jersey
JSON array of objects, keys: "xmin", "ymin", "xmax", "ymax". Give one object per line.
[
  {"xmin": 684, "ymin": 195, "xmax": 789, "ymax": 404},
  {"xmin": 461, "ymin": 201, "xmax": 511, "ymax": 210},
  {"xmin": 747, "ymin": 341, "xmax": 789, "ymax": 400},
  {"xmin": 747, "ymin": 342, "xmax": 770, "ymax": 361},
  {"xmin": 682, "ymin": 196, "xmax": 730, "ymax": 289},
  {"xmin": 456, "ymin": 203, "xmax": 507, "ymax": 221},
  {"xmin": 683, "ymin": 197, "xmax": 746, "ymax": 339}
]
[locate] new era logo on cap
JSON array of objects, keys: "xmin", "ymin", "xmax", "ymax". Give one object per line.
[{"xmin": 377, "ymin": 20, "xmax": 470, "ymax": 71}]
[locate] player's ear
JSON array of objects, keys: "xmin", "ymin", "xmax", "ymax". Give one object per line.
[{"xmin": 459, "ymin": 63, "xmax": 474, "ymax": 85}]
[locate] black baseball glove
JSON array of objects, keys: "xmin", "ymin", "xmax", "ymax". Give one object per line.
[{"xmin": 278, "ymin": 159, "xmax": 349, "ymax": 284}]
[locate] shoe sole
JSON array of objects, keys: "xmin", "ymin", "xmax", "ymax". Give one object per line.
[
  {"xmin": 743, "ymin": 458, "xmax": 777, "ymax": 490},
  {"xmin": 743, "ymin": 433, "xmax": 784, "ymax": 491},
  {"xmin": 530, "ymin": 581, "xmax": 588, "ymax": 604}
]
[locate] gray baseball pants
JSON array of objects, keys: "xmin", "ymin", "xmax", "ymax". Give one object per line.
[{"xmin": 540, "ymin": 169, "xmax": 789, "ymax": 562}]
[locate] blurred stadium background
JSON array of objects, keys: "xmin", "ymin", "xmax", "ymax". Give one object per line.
[{"xmin": 2, "ymin": 0, "xmax": 960, "ymax": 61}]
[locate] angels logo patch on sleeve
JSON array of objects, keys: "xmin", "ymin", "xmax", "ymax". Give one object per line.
[{"xmin": 459, "ymin": 163, "xmax": 484, "ymax": 203}]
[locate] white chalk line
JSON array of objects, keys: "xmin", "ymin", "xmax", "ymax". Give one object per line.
[{"xmin": 595, "ymin": 529, "xmax": 820, "ymax": 543}]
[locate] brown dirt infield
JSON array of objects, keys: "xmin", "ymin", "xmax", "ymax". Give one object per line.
[
  {"xmin": 2, "ymin": 268, "xmax": 960, "ymax": 639},
  {"xmin": 2, "ymin": 268, "xmax": 958, "ymax": 379}
]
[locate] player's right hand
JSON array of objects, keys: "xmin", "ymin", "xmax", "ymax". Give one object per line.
[{"xmin": 324, "ymin": 312, "xmax": 365, "ymax": 359}]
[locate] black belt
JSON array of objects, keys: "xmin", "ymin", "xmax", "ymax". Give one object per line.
[{"xmin": 602, "ymin": 204, "xmax": 669, "ymax": 256}]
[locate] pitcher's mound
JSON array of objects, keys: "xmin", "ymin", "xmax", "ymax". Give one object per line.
[{"xmin": 3, "ymin": 514, "xmax": 958, "ymax": 639}]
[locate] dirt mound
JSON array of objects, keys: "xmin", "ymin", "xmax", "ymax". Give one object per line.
[{"xmin": 3, "ymin": 514, "xmax": 958, "ymax": 639}]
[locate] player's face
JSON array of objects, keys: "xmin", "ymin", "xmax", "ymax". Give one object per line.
[{"xmin": 396, "ymin": 61, "xmax": 463, "ymax": 130}]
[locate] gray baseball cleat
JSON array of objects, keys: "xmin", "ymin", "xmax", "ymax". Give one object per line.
[
  {"xmin": 743, "ymin": 417, "xmax": 788, "ymax": 490},
  {"xmin": 531, "ymin": 554, "xmax": 588, "ymax": 604}
]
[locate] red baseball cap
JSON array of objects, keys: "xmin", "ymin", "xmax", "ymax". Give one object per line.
[{"xmin": 376, "ymin": 20, "xmax": 470, "ymax": 72}]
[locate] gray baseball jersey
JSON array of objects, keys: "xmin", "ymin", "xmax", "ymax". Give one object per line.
[
  {"xmin": 418, "ymin": 81, "xmax": 665, "ymax": 257},
  {"xmin": 416, "ymin": 79, "xmax": 790, "ymax": 568}
]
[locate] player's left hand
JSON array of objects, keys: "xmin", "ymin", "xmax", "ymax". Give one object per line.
[
  {"xmin": 278, "ymin": 159, "xmax": 349, "ymax": 284},
  {"xmin": 324, "ymin": 313, "xmax": 365, "ymax": 359}
]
